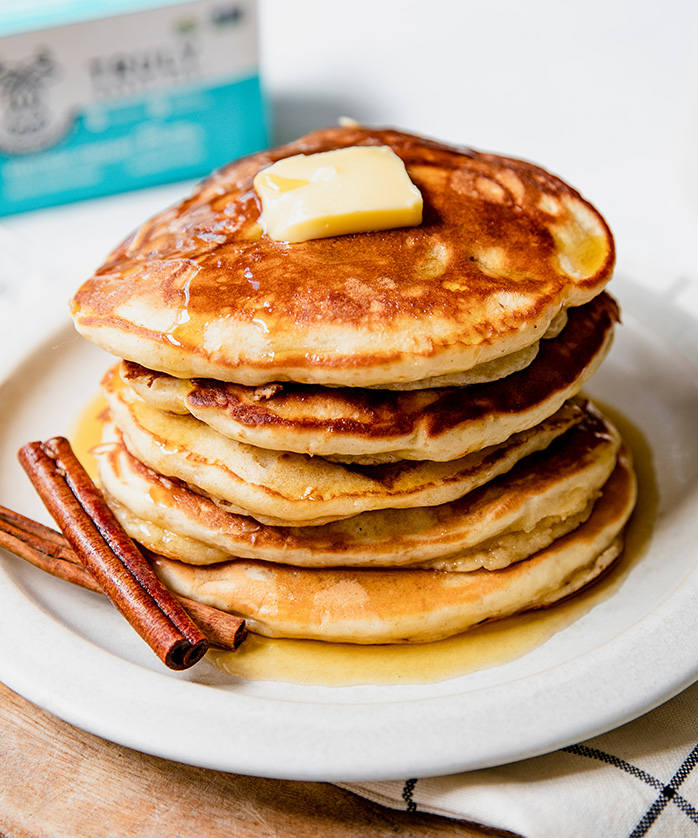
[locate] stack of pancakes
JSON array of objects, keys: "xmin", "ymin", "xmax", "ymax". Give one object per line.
[{"xmin": 70, "ymin": 126, "xmax": 637, "ymax": 645}]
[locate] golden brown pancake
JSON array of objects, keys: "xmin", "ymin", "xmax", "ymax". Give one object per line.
[
  {"xmin": 150, "ymin": 446, "xmax": 636, "ymax": 644},
  {"xmin": 108, "ymin": 494, "xmax": 593, "ymax": 573},
  {"xmin": 121, "ymin": 293, "xmax": 618, "ymax": 462},
  {"xmin": 102, "ymin": 364, "xmax": 586, "ymax": 526},
  {"xmin": 70, "ymin": 126, "xmax": 615, "ymax": 388},
  {"xmin": 95, "ymin": 400, "xmax": 621, "ymax": 570}
]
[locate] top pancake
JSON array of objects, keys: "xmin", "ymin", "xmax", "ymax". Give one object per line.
[{"xmin": 70, "ymin": 126, "xmax": 615, "ymax": 388}]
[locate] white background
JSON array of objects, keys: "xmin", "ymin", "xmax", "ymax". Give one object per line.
[{"xmin": 1, "ymin": 0, "xmax": 698, "ymax": 312}]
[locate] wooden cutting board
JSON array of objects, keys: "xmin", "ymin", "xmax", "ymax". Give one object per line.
[{"xmin": 0, "ymin": 680, "xmax": 518, "ymax": 838}]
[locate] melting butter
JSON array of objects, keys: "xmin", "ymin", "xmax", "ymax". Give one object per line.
[{"xmin": 253, "ymin": 145, "xmax": 423, "ymax": 242}]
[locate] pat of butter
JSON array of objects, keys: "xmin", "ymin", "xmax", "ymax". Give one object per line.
[{"xmin": 253, "ymin": 145, "xmax": 423, "ymax": 242}]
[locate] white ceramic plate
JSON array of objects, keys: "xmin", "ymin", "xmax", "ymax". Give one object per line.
[{"xmin": 0, "ymin": 276, "xmax": 697, "ymax": 782}]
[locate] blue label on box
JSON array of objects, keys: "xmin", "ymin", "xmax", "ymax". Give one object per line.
[
  {"xmin": 0, "ymin": 0, "xmax": 268, "ymax": 215},
  {"xmin": 1, "ymin": 75, "xmax": 267, "ymax": 212}
]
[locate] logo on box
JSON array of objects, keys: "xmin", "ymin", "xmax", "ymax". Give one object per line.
[{"xmin": 0, "ymin": 48, "xmax": 72, "ymax": 153}]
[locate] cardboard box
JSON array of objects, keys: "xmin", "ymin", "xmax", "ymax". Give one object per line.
[{"xmin": 0, "ymin": 0, "xmax": 268, "ymax": 215}]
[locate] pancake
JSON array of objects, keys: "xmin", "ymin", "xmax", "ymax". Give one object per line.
[
  {"xmin": 150, "ymin": 446, "xmax": 636, "ymax": 644},
  {"xmin": 363, "ymin": 306, "xmax": 569, "ymax": 390},
  {"xmin": 121, "ymin": 292, "xmax": 618, "ymax": 463},
  {"xmin": 70, "ymin": 125, "xmax": 615, "ymax": 388},
  {"xmin": 107, "ymin": 494, "xmax": 594, "ymax": 573},
  {"xmin": 95, "ymin": 400, "xmax": 621, "ymax": 570},
  {"xmin": 102, "ymin": 364, "xmax": 585, "ymax": 526},
  {"xmin": 67, "ymin": 124, "xmax": 638, "ymax": 656}
]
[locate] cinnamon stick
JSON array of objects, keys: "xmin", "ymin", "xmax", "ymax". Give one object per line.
[
  {"xmin": 18, "ymin": 437, "xmax": 213, "ymax": 669},
  {"xmin": 0, "ymin": 504, "xmax": 247, "ymax": 652}
]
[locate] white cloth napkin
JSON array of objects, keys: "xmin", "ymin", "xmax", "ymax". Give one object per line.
[{"xmin": 339, "ymin": 680, "xmax": 698, "ymax": 837}]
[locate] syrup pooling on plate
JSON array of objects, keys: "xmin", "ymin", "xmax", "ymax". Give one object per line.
[
  {"xmin": 71, "ymin": 393, "xmax": 107, "ymax": 482},
  {"xmin": 70, "ymin": 395, "xmax": 654, "ymax": 687},
  {"xmin": 205, "ymin": 482, "xmax": 648, "ymax": 687},
  {"xmin": 206, "ymin": 410, "xmax": 653, "ymax": 687},
  {"xmin": 208, "ymin": 606, "xmax": 596, "ymax": 687}
]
